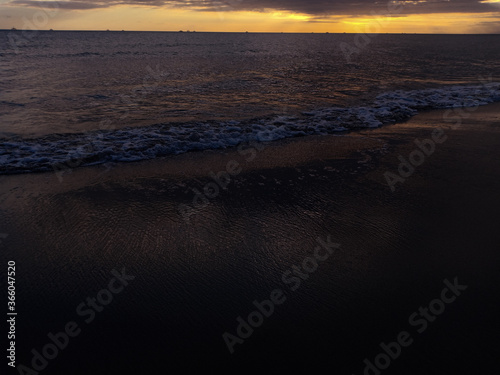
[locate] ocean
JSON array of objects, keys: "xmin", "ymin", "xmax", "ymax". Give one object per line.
[
  {"xmin": 1, "ymin": 31, "xmax": 500, "ymax": 173},
  {"xmin": 2, "ymin": 31, "xmax": 500, "ymax": 375}
]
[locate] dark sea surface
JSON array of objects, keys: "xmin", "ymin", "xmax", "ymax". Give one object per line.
[
  {"xmin": 1, "ymin": 32, "xmax": 500, "ymax": 173},
  {"xmin": 1, "ymin": 31, "xmax": 500, "ymax": 375}
]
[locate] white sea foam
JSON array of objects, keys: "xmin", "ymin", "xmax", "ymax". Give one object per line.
[{"xmin": 1, "ymin": 83, "xmax": 499, "ymax": 174}]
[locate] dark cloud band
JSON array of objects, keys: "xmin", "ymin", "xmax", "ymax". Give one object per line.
[{"xmin": 6, "ymin": 0, "xmax": 500, "ymax": 15}]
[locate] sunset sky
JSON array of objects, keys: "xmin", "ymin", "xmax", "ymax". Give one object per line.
[{"xmin": 1, "ymin": 0, "xmax": 499, "ymax": 33}]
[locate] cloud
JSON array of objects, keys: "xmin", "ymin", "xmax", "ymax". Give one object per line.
[
  {"xmin": 468, "ymin": 19, "xmax": 500, "ymax": 32},
  {"xmin": 9, "ymin": 0, "xmax": 108, "ymax": 9},
  {"xmin": 4, "ymin": 0, "xmax": 500, "ymax": 15}
]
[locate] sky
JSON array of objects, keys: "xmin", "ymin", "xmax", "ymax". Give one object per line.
[{"xmin": 1, "ymin": 0, "xmax": 499, "ymax": 33}]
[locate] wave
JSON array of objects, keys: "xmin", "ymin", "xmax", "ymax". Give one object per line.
[{"xmin": 1, "ymin": 83, "xmax": 499, "ymax": 175}]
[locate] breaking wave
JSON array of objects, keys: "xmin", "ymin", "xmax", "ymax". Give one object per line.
[{"xmin": 1, "ymin": 83, "xmax": 499, "ymax": 174}]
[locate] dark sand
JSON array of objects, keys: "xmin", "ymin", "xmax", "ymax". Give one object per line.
[{"xmin": 1, "ymin": 103, "xmax": 500, "ymax": 374}]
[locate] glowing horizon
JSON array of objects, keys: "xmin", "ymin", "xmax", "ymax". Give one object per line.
[{"xmin": 1, "ymin": 1, "xmax": 500, "ymax": 34}]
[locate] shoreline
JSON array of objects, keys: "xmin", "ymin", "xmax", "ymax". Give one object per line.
[
  {"xmin": 1, "ymin": 81, "xmax": 499, "ymax": 175},
  {"xmin": 1, "ymin": 101, "xmax": 499, "ymax": 196},
  {"xmin": 1, "ymin": 102, "xmax": 500, "ymax": 374}
]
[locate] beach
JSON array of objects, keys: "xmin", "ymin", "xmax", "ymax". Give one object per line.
[{"xmin": 1, "ymin": 102, "xmax": 499, "ymax": 374}]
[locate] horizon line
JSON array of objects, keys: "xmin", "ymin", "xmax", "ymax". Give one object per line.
[{"xmin": 2, "ymin": 29, "xmax": 500, "ymax": 35}]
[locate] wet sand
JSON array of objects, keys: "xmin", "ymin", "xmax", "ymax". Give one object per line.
[{"xmin": 1, "ymin": 103, "xmax": 500, "ymax": 374}]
